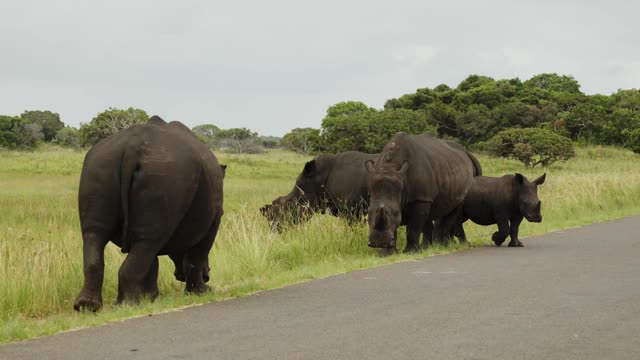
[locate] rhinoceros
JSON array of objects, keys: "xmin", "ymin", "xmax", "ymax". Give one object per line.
[
  {"xmin": 260, "ymin": 151, "xmax": 378, "ymax": 231},
  {"xmin": 366, "ymin": 132, "xmax": 477, "ymax": 253},
  {"xmin": 453, "ymin": 173, "xmax": 546, "ymax": 247},
  {"xmin": 74, "ymin": 116, "xmax": 224, "ymax": 311}
]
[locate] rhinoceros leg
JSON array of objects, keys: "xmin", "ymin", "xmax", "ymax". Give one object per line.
[
  {"xmin": 117, "ymin": 241, "xmax": 165, "ymax": 305},
  {"xmin": 508, "ymin": 216, "xmax": 524, "ymax": 247},
  {"xmin": 451, "ymin": 206, "xmax": 468, "ymax": 243},
  {"xmin": 184, "ymin": 215, "xmax": 221, "ymax": 294},
  {"xmin": 139, "ymin": 257, "xmax": 160, "ymax": 299},
  {"xmin": 405, "ymin": 201, "xmax": 431, "ymax": 253},
  {"xmin": 422, "ymin": 221, "xmax": 434, "ymax": 248},
  {"xmin": 453, "ymin": 222, "xmax": 467, "ymax": 243},
  {"xmin": 74, "ymin": 231, "xmax": 109, "ymax": 312},
  {"xmin": 432, "ymin": 206, "xmax": 461, "ymax": 247},
  {"xmin": 492, "ymin": 219, "xmax": 510, "ymax": 246},
  {"xmin": 169, "ymin": 253, "xmax": 186, "ymax": 282},
  {"xmin": 170, "ymin": 252, "xmax": 210, "ymax": 283}
]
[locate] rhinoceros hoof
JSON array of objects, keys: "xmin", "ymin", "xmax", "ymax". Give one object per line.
[
  {"xmin": 186, "ymin": 283, "xmax": 211, "ymax": 295},
  {"xmin": 492, "ymin": 233, "xmax": 506, "ymax": 246},
  {"xmin": 174, "ymin": 271, "xmax": 186, "ymax": 282},
  {"xmin": 508, "ymin": 240, "xmax": 524, "ymax": 247},
  {"xmin": 73, "ymin": 294, "xmax": 102, "ymax": 312}
]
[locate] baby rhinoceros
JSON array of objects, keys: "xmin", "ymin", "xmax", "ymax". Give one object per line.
[{"xmin": 455, "ymin": 173, "xmax": 546, "ymax": 247}]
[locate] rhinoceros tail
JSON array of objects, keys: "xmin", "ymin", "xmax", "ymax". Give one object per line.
[
  {"xmin": 119, "ymin": 148, "xmax": 138, "ymax": 254},
  {"xmin": 466, "ymin": 151, "xmax": 483, "ymax": 176}
]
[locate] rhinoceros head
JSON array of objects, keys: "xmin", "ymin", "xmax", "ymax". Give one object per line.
[
  {"xmin": 365, "ymin": 159, "xmax": 408, "ymax": 249},
  {"xmin": 515, "ymin": 173, "xmax": 546, "ymax": 223}
]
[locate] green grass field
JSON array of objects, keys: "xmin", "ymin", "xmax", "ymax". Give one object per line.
[{"xmin": 1, "ymin": 145, "xmax": 639, "ymax": 344}]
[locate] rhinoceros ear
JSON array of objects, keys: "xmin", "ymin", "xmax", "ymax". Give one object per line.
[
  {"xmin": 220, "ymin": 164, "xmax": 227, "ymax": 178},
  {"xmin": 303, "ymin": 160, "xmax": 316, "ymax": 177},
  {"xmin": 533, "ymin": 173, "xmax": 546, "ymax": 186},
  {"xmin": 365, "ymin": 160, "xmax": 375, "ymax": 173},
  {"xmin": 515, "ymin": 173, "xmax": 524, "ymax": 184}
]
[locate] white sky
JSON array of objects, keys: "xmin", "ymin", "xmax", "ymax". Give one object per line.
[{"xmin": 1, "ymin": 0, "xmax": 638, "ymax": 136}]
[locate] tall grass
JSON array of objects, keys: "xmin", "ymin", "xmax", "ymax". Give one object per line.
[{"xmin": 0, "ymin": 145, "xmax": 639, "ymax": 343}]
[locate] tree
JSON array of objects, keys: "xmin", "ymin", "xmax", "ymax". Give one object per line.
[
  {"xmin": 365, "ymin": 109, "xmax": 436, "ymax": 152},
  {"xmin": 523, "ymin": 73, "xmax": 581, "ymax": 94},
  {"xmin": 626, "ymin": 128, "xmax": 640, "ymax": 154},
  {"xmin": 454, "ymin": 104, "xmax": 494, "ymax": 145},
  {"xmin": 425, "ymin": 102, "xmax": 459, "ymax": 138},
  {"xmin": 79, "ymin": 107, "xmax": 148, "ymax": 147},
  {"xmin": 192, "ymin": 124, "xmax": 220, "ymax": 147},
  {"xmin": 488, "ymin": 128, "xmax": 575, "ymax": 168},
  {"xmin": 456, "ymin": 74, "xmax": 495, "ymax": 92},
  {"xmin": 260, "ymin": 136, "xmax": 280, "ymax": 149},
  {"xmin": 281, "ymin": 128, "xmax": 321, "ymax": 153},
  {"xmin": 453, "ymin": 82, "xmax": 505, "ymax": 111},
  {"xmin": 611, "ymin": 89, "xmax": 640, "ymax": 111},
  {"xmin": 320, "ymin": 101, "xmax": 376, "ymax": 153},
  {"xmin": 521, "ymin": 73, "xmax": 584, "ymax": 111},
  {"xmin": 216, "ymin": 128, "xmax": 260, "ymax": 154},
  {"xmin": 0, "ymin": 115, "xmax": 40, "ymax": 150},
  {"xmin": 20, "ymin": 110, "xmax": 64, "ymax": 141},
  {"xmin": 54, "ymin": 126, "xmax": 80, "ymax": 148},
  {"xmin": 560, "ymin": 102, "xmax": 607, "ymax": 142},
  {"xmin": 598, "ymin": 109, "xmax": 640, "ymax": 146}
]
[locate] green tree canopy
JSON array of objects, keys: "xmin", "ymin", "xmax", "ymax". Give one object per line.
[
  {"xmin": 79, "ymin": 107, "xmax": 148, "ymax": 147},
  {"xmin": 488, "ymin": 128, "xmax": 575, "ymax": 168},
  {"xmin": 192, "ymin": 124, "xmax": 221, "ymax": 147},
  {"xmin": 216, "ymin": 128, "xmax": 260, "ymax": 154},
  {"xmin": 54, "ymin": 126, "xmax": 80, "ymax": 148},
  {"xmin": 0, "ymin": 115, "xmax": 40, "ymax": 150},
  {"xmin": 20, "ymin": 110, "xmax": 64, "ymax": 142},
  {"xmin": 320, "ymin": 101, "xmax": 376, "ymax": 153},
  {"xmin": 281, "ymin": 128, "xmax": 321, "ymax": 154}
]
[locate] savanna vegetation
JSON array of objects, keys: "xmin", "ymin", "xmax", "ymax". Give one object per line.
[
  {"xmin": 1, "ymin": 72, "xmax": 639, "ymax": 343},
  {"xmin": 1, "ymin": 144, "xmax": 639, "ymax": 344},
  {"xmin": 282, "ymin": 73, "xmax": 640, "ymax": 159}
]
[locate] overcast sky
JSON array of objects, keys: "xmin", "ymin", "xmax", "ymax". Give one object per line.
[{"xmin": 1, "ymin": 0, "xmax": 638, "ymax": 136}]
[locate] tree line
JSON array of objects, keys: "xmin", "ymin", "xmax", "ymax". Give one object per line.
[
  {"xmin": 0, "ymin": 107, "xmax": 278, "ymax": 154},
  {"xmin": 3, "ymin": 72, "xmax": 639, "ymax": 165},
  {"xmin": 280, "ymin": 73, "xmax": 640, "ymax": 166}
]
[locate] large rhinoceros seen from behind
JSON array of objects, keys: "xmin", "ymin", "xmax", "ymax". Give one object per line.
[{"xmin": 74, "ymin": 116, "xmax": 225, "ymax": 312}]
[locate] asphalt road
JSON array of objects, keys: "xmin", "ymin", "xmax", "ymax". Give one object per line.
[{"xmin": 2, "ymin": 216, "xmax": 639, "ymax": 360}]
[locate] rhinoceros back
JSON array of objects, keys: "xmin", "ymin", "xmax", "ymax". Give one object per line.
[{"xmin": 380, "ymin": 132, "xmax": 475, "ymax": 219}]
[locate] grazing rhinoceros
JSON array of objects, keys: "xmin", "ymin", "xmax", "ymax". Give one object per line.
[
  {"xmin": 260, "ymin": 151, "xmax": 378, "ymax": 231},
  {"xmin": 74, "ymin": 116, "xmax": 224, "ymax": 311},
  {"xmin": 453, "ymin": 173, "xmax": 546, "ymax": 247},
  {"xmin": 365, "ymin": 132, "xmax": 477, "ymax": 253}
]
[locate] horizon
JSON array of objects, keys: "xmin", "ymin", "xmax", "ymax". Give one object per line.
[{"xmin": 2, "ymin": 1, "xmax": 638, "ymax": 137}]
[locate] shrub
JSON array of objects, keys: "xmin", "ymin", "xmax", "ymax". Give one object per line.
[
  {"xmin": 488, "ymin": 128, "xmax": 575, "ymax": 167},
  {"xmin": 54, "ymin": 126, "xmax": 80, "ymax": 149},
  {"xmin": 20, "ymin": 110, "xmax": 64, "ymax": 142},
  {"xmin": 0, "ymin": 115, "xmax": 40, "ymax": 150},
  {"xmin": 281, "ymin": 128, "xmax": 321, "ymax": 154},
  {"xmin": 626, "ymin": 128, "xmax": 640, "ymax": 154},
  {"xmin": 216, "ymin": 128, "xmax": 262, "ymax": 154},
  {"xmin": 79, "ymin": 107, "xmax": 148, "ymax": 147}
]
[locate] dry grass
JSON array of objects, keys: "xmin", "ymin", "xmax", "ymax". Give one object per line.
[{"xmin": 0, "ymin": 145, "xmax": 638, "ymax": 343}]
